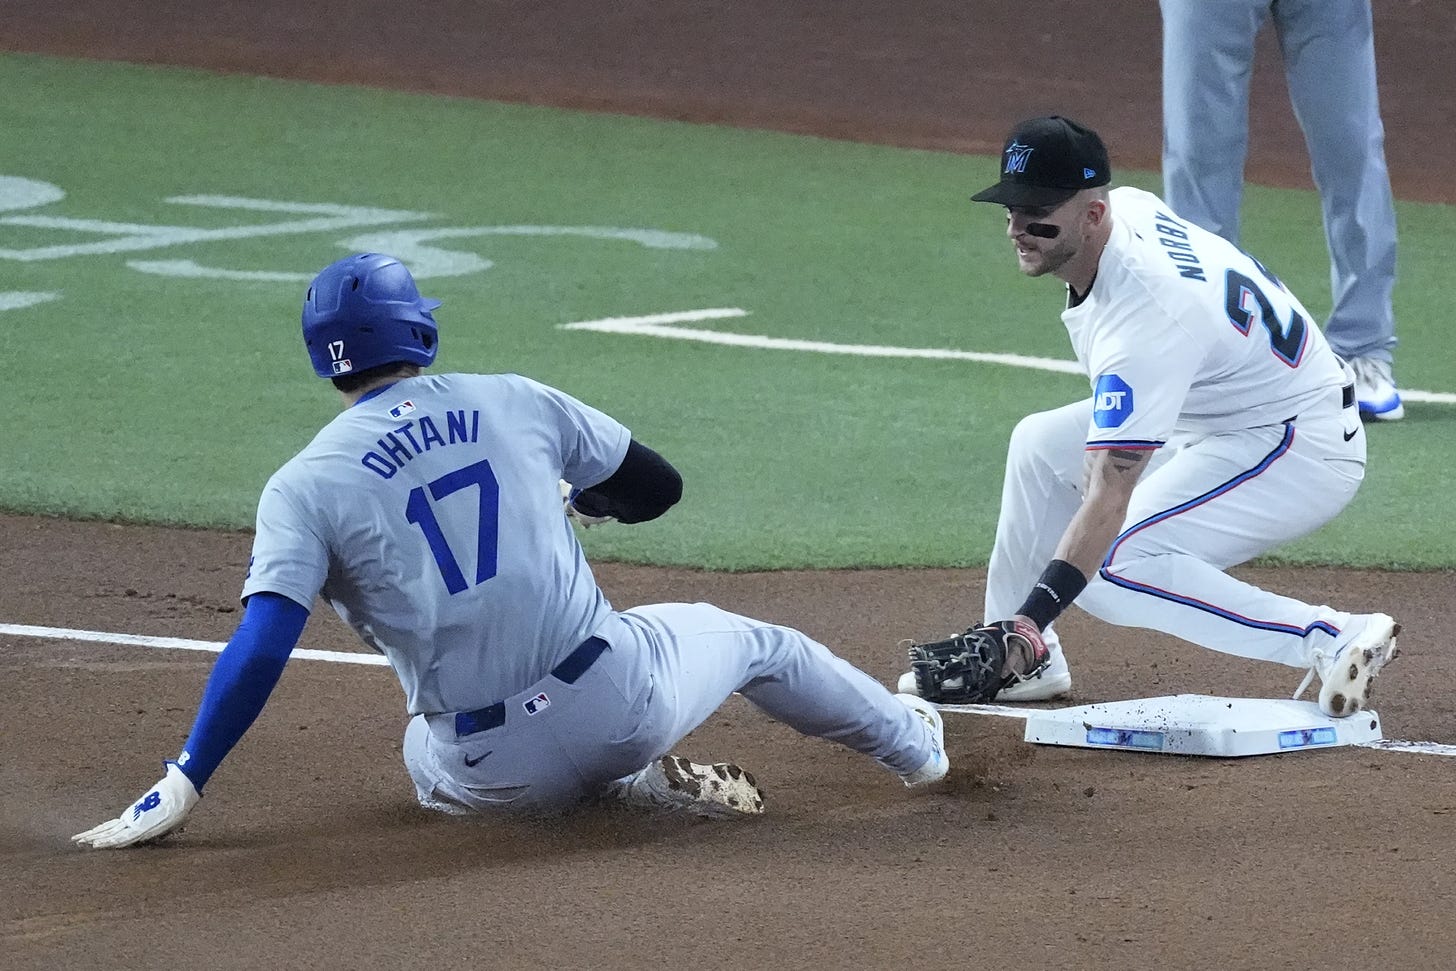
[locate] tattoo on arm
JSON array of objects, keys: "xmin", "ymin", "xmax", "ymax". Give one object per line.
[{"xmin": 1106, "ymin": 448, "xmax": 1150, "ymax": 473}]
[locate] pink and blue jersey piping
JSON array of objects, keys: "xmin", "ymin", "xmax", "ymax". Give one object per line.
[{"xmin": 1097, "ymin": 423, "xmax": 1341, "ymax": 639}]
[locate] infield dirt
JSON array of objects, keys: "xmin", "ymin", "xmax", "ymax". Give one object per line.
[{"xmin": 3, "ymin": 3, "xmax": 1453, "ymax": 968}]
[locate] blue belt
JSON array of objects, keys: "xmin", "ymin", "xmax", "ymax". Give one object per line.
[{"xmin": 453, "ymin": 636, "xmax": 608, "ymax": 738}]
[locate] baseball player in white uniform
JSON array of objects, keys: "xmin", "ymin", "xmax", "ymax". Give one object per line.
[
  {"xmin": 899, "ymin": 117, "xmax": 1400, "ymax": 717},
  {"xmin": 74, "ymin": 253, "xmax": 947, "ymax": 849}
]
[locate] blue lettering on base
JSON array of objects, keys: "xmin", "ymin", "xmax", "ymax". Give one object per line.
[
  {"xmin": 1085, "ymin": 727, "xmax": 1165, "ymax": 750},
  {"xmin": 1278, "ymin": 727, "xmax": 1337, "ymax": 749},
  {"xmin": 1092, "ymin": 374, "xmax": 1135, "ymax": 428}
]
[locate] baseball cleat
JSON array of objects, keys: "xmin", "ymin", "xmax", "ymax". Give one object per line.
[
  {"xmin": 610, "ymin": 755, "xmax": 765, "ymax": 819},
  {"xmin": 1349, "ymin": 356, "xmax": 1404, "ymax": 422},
  {"xmin": 1295, "ymin": 614, "xmax": 1401, "ymax": 718},
  {"xmin": 996, "ymin": 644, "xmax": 1073, "ymax": 702},
  {"xmin": 997, "ymin": 643, "xmax": 1071, "ymax": 701},
  {"xmin": 894, "ymin": 693, "xmax": 949, "ymax": 787}
]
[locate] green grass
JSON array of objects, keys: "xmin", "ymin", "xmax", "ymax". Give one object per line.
[{"xmin": 1, "ymin": 52, "xmax": 1452, "ymax": 568}]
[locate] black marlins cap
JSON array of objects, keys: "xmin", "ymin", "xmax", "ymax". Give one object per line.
[{"xmin": 970, "ymin": 116, "xmax": 1111, "ymax": 208}]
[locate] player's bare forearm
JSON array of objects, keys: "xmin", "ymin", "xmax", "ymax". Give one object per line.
[{"xmin": 1053, "ymin": 447, "xmax": 1150, "ymax": 577}]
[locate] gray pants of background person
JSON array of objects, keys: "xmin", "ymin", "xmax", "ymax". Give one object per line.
[{"xmin": 1160, "ymin": 0, "xmax": 1397, "ymax": 362}]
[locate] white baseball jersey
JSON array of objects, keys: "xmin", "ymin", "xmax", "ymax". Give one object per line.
[
  {"xmin": 1065, "ymin": 186, "xmax": 1347, "ymax": 448},
  {"xmin": 985, "ymin": 186, "xmax": 1367, "ymax": 681},
  {"xmin": 242, "ymin": 372, "xmax": 629, "ymax": 715}
]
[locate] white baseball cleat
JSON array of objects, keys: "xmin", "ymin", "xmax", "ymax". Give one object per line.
[
  {"xmin": 897, "ymin": 647, "xmax": 1073, "ymax": 702},
  {"xmin": 608, "ymin": 755, "xmax": 765, "ymax": 819},
  {"xmin": 894, "ymin": 693, "xmax": 949, "ymax": 787},
  {"xmin": 1294, "ymin": 614, "xmax": 1402, "ymax": 718},
  {"xmin": 997, "ymin": 645, "xmax": 1073, "ymax": 701},
  {"xmin": 1349, "ymin": 356, "xmax": 1403, "ymax": 422}
]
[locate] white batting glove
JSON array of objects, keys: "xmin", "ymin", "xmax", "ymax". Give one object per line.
[
  {"xmin": 559, "ymin": 479, "xmax": 614, "ymax": 528},
  {"xmin": 72, "ymin": 761, "xmax": 200, "ymax": 849}
]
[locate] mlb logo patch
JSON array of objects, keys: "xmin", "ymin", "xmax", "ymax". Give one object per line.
[
  {"xmin": 330, "ymin": 359, "xmax": 353, "ymax": 375},
  {"xmin": 388, "ymin": 400, "xmax": 416, "ymax": 419},
  {"xmin": 523, "ymin": 692, "xmax": 551, "ymax": 715}
]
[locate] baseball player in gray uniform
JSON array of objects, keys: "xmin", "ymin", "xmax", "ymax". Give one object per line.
[
  {"xmin": 898, "ymin": 117, "xmax": 1401, "ymax": 716},
  {"xmin": 1160, "ymin": 0, "xmax": 1403, "ymax": 420},
  {"xmin": 74, "ymin": 252, "xmax": 947, "ymax": 848}
]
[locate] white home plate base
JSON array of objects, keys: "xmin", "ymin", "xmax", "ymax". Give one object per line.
[{"xmin": 1022, "ymin": 694, "xmax": 1383, "ymax": 757}]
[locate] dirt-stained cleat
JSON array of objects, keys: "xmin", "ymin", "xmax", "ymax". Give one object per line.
[
  {"xmin": 1295, "ymin": 614, "xmax": 1402, "ymax": 718},
  {"xmin": 894, "ymin": 693, "xmax": 949, "ymax": 787},
  {"xmin": 608, "ymin": 755, "xmax": 765, "ymax": 819}
]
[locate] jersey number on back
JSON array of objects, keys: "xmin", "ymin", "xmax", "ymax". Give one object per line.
[
  {"xmin": 1223, "ymin": 265, "xmax": 1308, "ymax": 368},
  {"xmin": 404, "ymin": 459, "xmax": 499, "ymax": 595}
]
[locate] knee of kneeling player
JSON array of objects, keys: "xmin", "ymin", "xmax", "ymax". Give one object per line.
[{"xmin": 1006, "ymin": 410, "xmax": 1078, "ymax": 476}]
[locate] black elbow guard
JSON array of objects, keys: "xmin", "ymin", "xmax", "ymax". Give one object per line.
[{"xmin": 574, "ymin": 440, "xmax": 681, "ymax": 524}]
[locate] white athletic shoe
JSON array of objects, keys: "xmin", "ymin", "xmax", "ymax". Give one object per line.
[
  {"xmin": 896, "ymin": 647, "xmax": 1073, "ymax": 702},
  {"xmin": 894, "ymin": 693, "xmax": 949, "ymax": 787},
  {"xmin": 1293, "ymin": 613, "xmax": 1402, "ymax": 718},
  {"xmin": 997, "ymin": 645, "xmax": 1073, "ymax": 702},
  {"xmin": 1349, "ymin": 356, "xmax": 1404, "ymax": 422},
  {"xmin": 608, "ymin": 755, "xmax": 765, "ymax": 819}
]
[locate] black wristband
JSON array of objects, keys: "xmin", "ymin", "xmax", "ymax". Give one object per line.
[{"xmin": 1015, "ymin": 559, "xmax": 1089, "ymax": 631}]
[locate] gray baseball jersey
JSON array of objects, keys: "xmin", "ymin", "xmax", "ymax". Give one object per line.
[{"xmin": 242, "ymin": 372, "xmax": 629, "ymax": 715}]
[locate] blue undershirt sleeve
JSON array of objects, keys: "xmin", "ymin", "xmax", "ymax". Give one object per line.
[{"xmin": 175, "ymin": 591, "xmax": 310, "ymax": 791}]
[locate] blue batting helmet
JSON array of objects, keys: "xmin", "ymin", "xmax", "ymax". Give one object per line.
[{"xmin": 302, "ymin": 253, "xmax": 441, "ymax": 378}]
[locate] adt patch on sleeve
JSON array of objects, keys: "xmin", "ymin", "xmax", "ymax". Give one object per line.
[{"xmin": 1093, "ymin": 374, "xmax": 1134, "ymax": 428}]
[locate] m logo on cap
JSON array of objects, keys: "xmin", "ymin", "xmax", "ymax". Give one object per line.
[
  {"xmin": 1004, "ymin": 141, "xmax": 1034, "ymax": 174},
  {"xmin": 971, "ymin": 116, "xmax": 1111, "ymax": 208}
]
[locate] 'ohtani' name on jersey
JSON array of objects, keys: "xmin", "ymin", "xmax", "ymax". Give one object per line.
[
  {"xmin": 361, "ymin": 410, "xmax": 481, "ymax": 479},
  {"xmin": 1154, "ymin": 210, "xmax": 1207, "ymax": 282}
]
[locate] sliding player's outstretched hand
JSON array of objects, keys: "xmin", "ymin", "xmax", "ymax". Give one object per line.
[{"xmin": 72, "ymin": 762, "xmax": 200, "ymax": 849}]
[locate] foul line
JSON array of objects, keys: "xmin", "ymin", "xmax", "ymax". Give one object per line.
[
  {"xmin": 7, "ymin": 621, "xmax": 1452, "ymax": 757},
  {"xmin": 0, "ymin": 622, "xmax": 388, "ymax": 666},
  {"xmin": 559, "ymin": 310, "xmax": 1085, "ymax": 374},
  {"xmin": 560, "ymin": 310, "xmax": 1456, "ymax": 403}
]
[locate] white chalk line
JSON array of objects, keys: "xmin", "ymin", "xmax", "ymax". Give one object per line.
[
  {"xmin": 559, "ymin": 310, "xmax": 1456, "ymax": 403},
  {"xmin": 0, "ymin": 623, "xmax": 388, "ymax": 666},
  {"xmin": 6, "ymin": 621, "xmax": 1452, "ymax": 757}
]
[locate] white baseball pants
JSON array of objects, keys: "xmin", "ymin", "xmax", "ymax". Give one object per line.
[{"xmin": 985, "ymin": 385, "xmax": 1366, "ymax": 670}]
